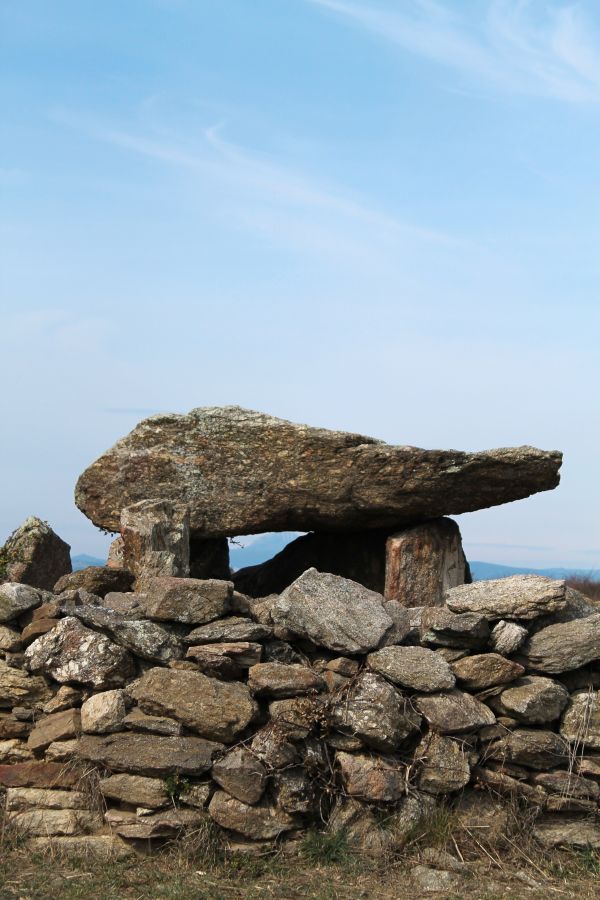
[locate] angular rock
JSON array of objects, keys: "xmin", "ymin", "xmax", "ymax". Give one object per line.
[
  {"xmin": 45, "ymin": 739, "xmax": 78, "ymax": 762},
  {"xmin": 100, "ymin": 773, "xmax": 169, "ymax": 808},
  {"xmin": 486, "ymin": 728, "xmax": 568, "ymax": 769},
  {"xmin": 5, "ymin": 787, "xmax": 90, "ymax": 811},
  {"xmin": 186, "ymin": 641, "xmax": 263, "ymax": 677},
  {"xmin": 21, "ymin": 618, "xmax": 58, "ymax": 644},
  {"xmin": 271, "ymin": 568, "xmax": 397, "ymax": 654},
  {"xmin": 415, "ymin": 689, "xmax": 496, "ymax": 733},
  {"xmin": 42, "ymin": 685, "xmax": 82, "ymax": 715},
  {"xmin": 143, "ymin": 576, "xmax": 231, "ymax": 624},
  {"xmin": 24, "ymin": 617, "xmax": 134, "ymax": 689},
  {"xmin": 27, "ymin": 709, "xmax": 81, "ymax": 753},
  {"xmin": 75, "ymin": 406, "xmax": 562, "ymax": 536},
  {"xmin": 0, "ymin": 739, "xmax": 34, "ymax": 763},
  {"xmin": 54, "ymin": 566, "xmax": 134, "ymax": 598},
  {"xmin": 122, "ymin": 708, "xmax": 183, "ymax": 736},
  {"xmin": 0, "ymin": 659, "xmax": 51, "ymax": 708},
  {"xmin": 180, "ymin": 783, "xmax": 212, "ymax": 809},
  {"xmin": 68, "ymin": 604, "xmax": 183, "ymax": 663},
  {"xmin": 472, "ymin": 766, "xmax": 548, "ymax": 804},
  {"xmin": 273, "ymin": 768, "xmax": 317, "ymax": 815},
  {"xmin": 212, "ymin": 746, "xmax": 267, "ymax": 805},
  {"xmin": 184, "ymin": 616, "xmax": 271, "ymax": 645},
  {"xmin": 326, "ymin": 657, "xmax": 360, "ymax": 677},
  {"xmin": 77, "ymin": 732, "xmax": 222, "ymax": 776},
  {"xmin": 250, "ymin": 724, "xmax": 300, "ymax": 770},
  {"xmin": 451, "ymin": 653, "xmax": 525, "ymax": 691},
  {"xmin": 234, "ymin": 530, "xmax": 389, "ymax": 597},
  {"xmin": 107, "ymin": 535, "xmax": 125, "ymax": 567},
  {"xmin": 208, "ymin": 789, "xmax": 296, "ymax": 839},
  {"xmin": 532, "ymin": 771, "xmax": 600, "ymax": 800},
  {"xmin": 496, "ymin": 676, "xmax": 569, "ymax": 724},
  {"xmin": 0, "ymin": 517, "xmax": 71, "ymax": 590},
  {"xmin": 384, "ymin": 518, "xmax": 469, "ymax": 607},
  {"xmin": 0, "ymin": 761, "xmax": 80, "ymax": 788},
  {"xmin": 330, "ymin": 671, "xmax": 422, "ymax": 752},
  {"xmin": 445, "ymin": 575, "xmax": 567, "ymax": 621},
  {"xmin": 337, "ymin": 751, "xmax": 406, "ymax": 803},
  {"xmin": 111, "ymin": 807, "xmax": 204, "ymax": 839},
  {"xmin": 0, "ymin": 583, "xmax": 41, "ymax": 623},
  {"xmin": 268, "ymin": 697, "xmax": 324, "ymax": 739},
  {"xmin": 367, "ymin": 645, "xmax": 455, "ymax": 693},
  {"xmin": 519, "ymin": 614, "xmax": 600, "ymax": 674},
  {"xmin": 534, "ymin": 817, "xmax": 600, "ymax": 848},
  {"xmin": 419, "ymin": 607, "xmax": 489, "ymax": 649},
  {"xmin": 0, "ymin": 716, "xmax": 30, "ymax": 739},
  {"xmin": 120, "ymin": 498, "xmax": 190, "ymax": 583},
  {"xmin": 327, "ymin": 797, "xmax": 391, "ymax": 855},
  {"xmin": 128, "ymin": 666, "xmax": 257, "ymax": 742},
  {"xmin": 81, "ymin": 689, "xmax": 128, "ymax": 734},
  {"xmin": 417, "ymin": 733, "xmax": 471, "ymax": 794},
  {"xmin": 0, "ymin": 624, "xmax": 23, "ymax": 651},
  {"xmin": 490, "ymin": 620, "xmax": 528, "ymax": 655},
  {"xmin": 8, "ymin": 808, "xmax": 101, "ymax": 836},
  {"xmin": 560, "ymin": 690, "xmax": 600, "ymax": 749},
  {"xmin": 30, "ymin": 834, "xmax": 133, "ymax": 857},
  {"xmin": 248, "ymin": 662, "xmax": 325, "ymax": 698}
]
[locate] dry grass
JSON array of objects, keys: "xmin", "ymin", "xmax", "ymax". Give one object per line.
[{"xmin": 566, "ymin": 575, "xmax": 600, "ymax": 603}]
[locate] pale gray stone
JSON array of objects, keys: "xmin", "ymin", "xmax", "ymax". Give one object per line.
[
  {"xmin": 445, "ymin": 575, "xmax": 567, "ymax": 620},
  {"xmin": 367, "ymin": 646, "xmax": 455, "ymax": 692}
]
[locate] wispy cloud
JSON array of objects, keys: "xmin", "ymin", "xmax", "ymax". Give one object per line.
[{"xmin": 305, "ymin": 0, "xmax": 600, "ymax": 102}]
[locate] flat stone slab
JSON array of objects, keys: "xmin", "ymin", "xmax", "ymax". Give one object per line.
[
  {"xmin": 75, "ymin": 406, "xmax": 562, "ymax": 537},
  {"xmin": 445, "ymin": 575, "xmax": 567, "ymax": 620}
]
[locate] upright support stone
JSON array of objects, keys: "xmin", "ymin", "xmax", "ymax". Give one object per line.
[
  {"xmin": 384, "ymin": 518, "xmax": 469, "ymax": 608},
  {"xmin": 120, "ymin": 500, "xmax": 190, "ymax": 586}
]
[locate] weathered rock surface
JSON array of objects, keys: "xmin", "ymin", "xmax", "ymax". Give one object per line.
[
  {"xmin": 7, "ymin": 808, "xmax": 102, "ymax": 836},
  {"xmin": 143, "ymin": 576, "xmax": 231, "ymax": 624},
  {"xmin": 0, "ymin": 660, "xmax": 51, "ymax": 708},
  {"xmin": 0, "ymin": 761, "xmax": 80, "ymax": 788},
  {"xmin": 128, "ymin": 667, "xmax": 257, "ymax": 742},
  {"xmin": 54, "ymin": 566, "xmax": 134, "ymax": 598},
  {"xmin": 534, "ymin": 817, "xmax": 600, "ymax": 848},
  {"xmin": 0, "ymin": 625, "xmax": 23, "ymax": 652},
  {"xmin": 122, "ymin": 708, "xmax": 182, "ymax": 736},
  {"xmin": 27, "ymin": 709, "xmax": 81, "ymax": 753},
  {"xmin": 417, "ymin": 733, "xmax": 470, "ymax": 794},
  {"xmin": 520, "ymin": 614, "xmax": 600, "ymax": 673},
  {"xmin": 81, "ymin": 690, "xmax": 128, "ymax": 734},
  {"xmin": 0, "ymin": 517, "xmax": 71, "ymax": 590},
  {"xmin": 121, "ymin": 499, "xmax": 190, "ymax": 583},
  {"xmin": 248, "ymin": 662, "xmax": 325, "ymax": 698},
  {"xmin": 208, "ymin": 790, "xmax": 297, "ymax": 838},
  {"xmin": 67, "ymin": 604, "xmax": 183, "ymax": 663},
  {"xmin": 445, "ymin": 575, "xmax": 567, "ymax": 621},
  {"xmin": 75, "ymin": 406, "xmax": 562, "ymax": 536},
  {"xmin": 77, "ymin": 732, "xmax": 222, "ymax": 776},
  {"xmin": 486, "ymin": 728, "xmax": 568, "ymax": 769},
  {"xmin": 5, "ymin": 786, "xmax": 89, "ymax": 811},
  {"xmin": 415, "ymin": 689, "xmax": 496, "ymax": 733},
  {"xmin": 496, "ymin": 676, "xmax": 569, "ymax": 724},
  {"xmin": 384, "ymin": 518, "xmax": 469, "ymax": 607},
  {"xmin": 451, "ymin": 653, "xmax": 525, "ymax": 691},
  {"xmin": 99, "ymin": 773, "xmax": 169, "ymax": 808},
  {"xmin": 0, "ymin": 583, "xmax": 41, "ymax": 623},
  {"xmin": 337, "ymin": 751, "xmax": 406, "ymax": 802},
  {"xmin": 186, "ymin": 642, "xmax": 263, "ymax": 677},
  {"xmin": 271, "ymin": 569, "xmax": 398, "ymax": 654},
  {"xmin": 24, "ymin": 617, "xmax": 134, "ymax": 689},
  {"xmin": 490, "ymin": 620, "xmax": 528, "ymax": 655},
  {"xmin": 367, "ymin": 646, "xmax": 455, "ymax": 692},
  {"xmin": 420, "ymin": 607, "xmax": 489, "ymax": 649},
  {"xmin": 212, "ymin": 746, "xmax": 267, "ymax": 804},
  {"xmin": 560, "ymin": 690, "xmax": 600, "ymax": 749},
  {"xmin": 184, "ymin": 616, "xmax": 271, "ymax": 645},
  {"xmin": 107, "ymin": 806, "xmax": 204, "ymax": 839},
  {"xmin": 532, "ymin": 771, "xmax": 600, "ymax": 799},
  {"xmin": 331, "ymin": 672, "xmax": 422, "ymax": 751}
]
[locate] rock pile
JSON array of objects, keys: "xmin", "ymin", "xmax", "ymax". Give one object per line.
[{"xmin": 3, "ymin": 407, "xmax": 596, "ymax": 858}]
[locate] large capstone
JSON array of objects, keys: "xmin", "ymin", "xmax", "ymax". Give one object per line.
[{"xmin": 75, "ymin": 407, "xmax": 562, "ymax": 537}]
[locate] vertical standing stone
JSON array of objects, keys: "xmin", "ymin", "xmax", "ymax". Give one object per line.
[
  {"xmin": 120, "ymin": 499, "xmax": 190, "ymax": 586},
  {"xmin": 384, "ymin": 518, "xmax": 469, "ymax": 608}
]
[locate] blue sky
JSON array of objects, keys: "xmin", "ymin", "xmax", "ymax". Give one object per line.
[{"xmin": 1, "ymin": 0, "xmax": 599, "ymax": 569}]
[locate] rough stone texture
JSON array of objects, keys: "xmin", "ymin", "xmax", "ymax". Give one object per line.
[
  {"xmin": 234, "ymin": 530, "xmax": 390, "ymax": 597},
  {"xmin": 519, "ymin": 614, "xmax": 600, "ymax": 674},
  {"xmin": 128, "ymin": 666, "xmax": 257, "ymax": 742},
  {"xmin": 411, "ymin": 866, "xmax": 464, "ymax": 894},
  {"xmin": 99, "ymin": 773, "xmax": 169, "ymax": 808},
  {"xmin": 496, "ymin": 676, "xmax": 569, "ymax": 724},
  {"xmin": 21, "ymin": 618, "xmax": 58, "ymax": 644},
  {"xmin": 0, "ymin": 660, "xmax": 51, "ymax": 708},
  {"xmin": 250, "ymin": 724, "xmax": 299, "ymax": 769},
  {"xmin": 75, "ymin": 406, "xmax": 562, "ymax": 536},
  {"xmin": 43, "ymin": 686, "xmax": 81, "ymax": 715},
  {"xmin": 331, "ymin": 672, "xmax": 422, "ymax": 752},
  {"xmin": 273, "ymin": 768, "xmax": 316, "ymax": 815},
  {"xmin": 7, "ymin": 808, "xmax": 102, "ymax": 836},
  {"xmin": 68, "ymin": 604, "xmax": 183, "ymax": 663},
  {"xmin": 271, "ymin": 569, "xmax": 397, "ymax": 654},
  {"xmin": 248, "ymin": 662, "xmax": 325, "ymax": 698},
  {"xmin": 337, "ymin": 751, "xmax": 406, "ymax": 802},
  {"xmin": 0, "ymin": 583, "xmax": 41, "ymax": 623},
  {"xmin": 143, "ymin": 576, "xmax": 232, "ymax": 624},
  {"xmin": 212, "ymin": 746, "xmax": 267, "ymax": 805},
  {"xmin": 24, "ymin": 617, "xmax": 134, "ymax": 689},
  {"xmin": 30, "ymin": 835, "xmax": 133, "ymax": 857},
  {"xmin": 122, "ymin": 708, "xmax": 183, "ymax": 736},
  {"xmin": 534, "ymin": 817, "xmax": 600, "ymax": 848},
  {"xmin": 189, "ymin": 537, "xmax": 231, "ymax": 580},
  {"xmin": 384, "ymin": 518, "xmax": 469, "ymax": 607},
  {"xmin": 451, "ymin": 653, "xmax": 525, "ymax": 691},
  {"xmin": 415, "ymin": 689, "xmax": 496, "ymax": 734},
  {"xmin": 184, "ymin": 617, "xmax": 271, "ymax": 645},
  {"xmin": 327, "ymin": 797, "xmax": 391, "ymax": 855},
  {"xmin": 186, "ymin": 642, "xmax": 263, "ymax": 677},
  {"xmin": 486, "ymin": 728, "xmax": 568, "ymax": 769},
  {"xmin": 5, "ymin": 787, "xmax": 90, "ymax": 811},
  {"xmin": 490, "ymin": 620, "xmax": 529, "ymax": 655},
  {"xmin": 107, "ymin": 536, "xmax": 125, "ymax": 568},
  {"xmin": 180, "ymin": 783, "xmax": 212, "ymax": 809},
  {"xmin": 54, "ymin": 566, "xmax": 134, "ymax": 598},
  {"xmin": 0, "ymin": 739, "xmax": 34, "ymax": 763},
  {"xmin": 445, "ymin": 575, "xmax": 567, "ymax": 621},
  {"xmin": 121, "ymin": 499, "xmax": 190, "ymax": 583},
  {"xmin": 0, "ymin": 625, "xmax": 23, "ymax": 652},
  {"xmin": 208, "ymin": 789, "xmax": 297, "ymax": 839},
  {"xmin": 0, "ymin": 517, "xmax": 71, "ymax": 590},
  {"xmin": 81, "ymin": 690, "xmax": 128, "ymax": 734},
  {"xmin": 560, "ymin": 690, "xmax": 600, "ymax": 749},
  {"xmin": 417, "ymin": 733, "xmax": 471, "ymax": 794},
  {"xmin": 77, "ymin": 732, "xmax": 223, "ymax": 776},
  {"xmin": 532, "ymin": 771, "xmax": 600, "ymax": 799},
  {"xmin": 367, "ymin": 646, "xmax": 456, "ymax": 692},
  {"xmin": 0, "ymin": 761, "xmax": 80, "ymax": 788},
  {"xmin": 110, "ymin": 807, "xmax": 204, "ymax": 839},
  {"xmin": 27, "ymin": 709, "xmax": 81, "ymax": 753},
  {"xmin": 419, "ymin": 607, "xmax": 489, "ymax": 649}
]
